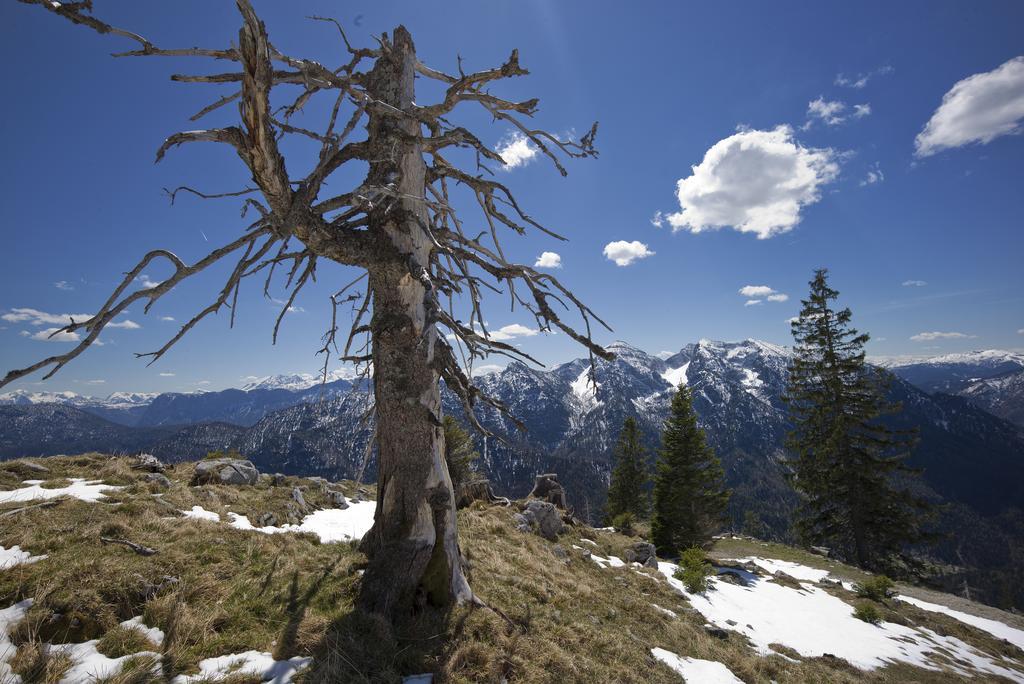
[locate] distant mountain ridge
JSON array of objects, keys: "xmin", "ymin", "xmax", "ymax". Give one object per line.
[{"xmin": 3, "ymin": 338, "xmax": 1024, "ymax": 605}]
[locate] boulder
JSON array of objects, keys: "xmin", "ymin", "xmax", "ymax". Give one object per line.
[
  {"xmin": 143, "ymin": 472, "xmax": 172, "ymax": 490},
  {"xmin": 512, "ymin": 513, "xmax": 531, "ymax": 533},
  {"xmin": 292, "ymin": 487, "xmax": 308, "ymax": 511},
  {"xmin": 522, "ymin": 500, "xmax": 564, "ymax": 541},
  {"xmin": 190, "ymin": 459, "xmax": 259, "ymax": 486},
  {"xmin": 552, "ymin": 544, "xmax": 568, "ymax": 560},
  {"xmin": 132, "ymin": 453, "xmax": 166, "ymax": 472},
  {"xmin": 271, "ymin": 473, "xmax": 287, "ymax": 487},
  {"xmin": 258, "ymin": 512, "xmax": 278, "ymax": 527},
  {"xmin": 624, "ymin": 542, "xmax": 657, "ymax": 566},
  {"xmin": 527, "ymin": 473, "xmax": 568, "ymax": 510}
]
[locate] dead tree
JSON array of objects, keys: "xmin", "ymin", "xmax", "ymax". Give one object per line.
[{"xmin": 7, "ymin": 0, "xmax": 611, "ymax": 620}]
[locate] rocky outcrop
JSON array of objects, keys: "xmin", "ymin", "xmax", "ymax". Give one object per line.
[
  {"xmin": 190, "ymin": 458, "xmax": 259, "ymax": 486},
  {"xmin": 519, "ymin": 500, "xmax": 565, "ymax": 541}
]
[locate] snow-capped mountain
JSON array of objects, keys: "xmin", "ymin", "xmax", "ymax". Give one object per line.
[
  {"xmin": 876, "ymin": 349, "xmax": 1024, "ymax": 392},
  {"xmin": 877, "ymin": 349, "xmax": 1024, "ymax": 427},
  {"xmin": 239, "ymin": 368, "xmax": 358, "ymax": 392},
  {"xmin": 0, "ymin": 389, "xmax": 158, "ymax": 425}
]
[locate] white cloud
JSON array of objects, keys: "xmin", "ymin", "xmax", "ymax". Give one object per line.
[
  {"xmin": 650, "ymin": 211, "xmax": 665, "ymax": 228},
  {"xmin": 804, "ymin": 98, "xmax": 871, "ymax": 128},
  {"xmin": 664, "ymin": 126, "xmax": 838, "ymax": 239},
  {"xmin": 835, "ymin": 66, "xmax": 894, "ymax": 89},
  {"xmin": 53, "ymin": 280, "xmax": 74, "ymax": 291},
  {"xmin": 196, "ymin": 380, "xmax": 211, "ymax": 386},
  {"xmin": 270, "ymin": 298, "xmax": 305, "ymax": 313},
  {"xmin": 1018, "ymin": 328, "xmax": 1024, "ymax": 335},
  {"xmin": 107, "ymin": 320, "xmax": 141, "ymax": 330},
  {"xmin": 136, "ymin": 274, "xmax": 161, "ymax": 289},
  {"xmin": 739, "ymin": 285, "xmax": 776, "ymax": 298},
  {"xmin": 471, "ymin": 364, "xmax": 504, "ymax": 377},
  {"xmin": 603, "ymin": 240, "xmax": 654, "ymax": 266},
  {"xmin": 786, "ymin": 316, "xmax": 801, "ymax": 325},
  {"xmin": 910, "ymin": 331, "xmax": 976, "ymax": 341},
  {"xmin": 739, "ymin": 285, "xmax": 788, "ymax": 306},
  {"xmin": 915, "ymin": 56, "xmax": 1024, "ymax": 157},
  {"xmin": 534, "ymin": 252, "xmax": 562, "ymax": 269},
  {"xmin": 85, "ymin": 379, "xmax": 105, "ymax": 385},
  {"xmin": 159, "ymin": 372, "xmax": 175, "ymax": 377},
  {"xmin": 902, "ymin": 280, "xmax": 928, "ymax": 287},
  {"xmin": 26, "ymin": 327, "xmax": 80, "ymax": 342},
  {"xmin": 488, "ymin": 323, "xmax": 539, "ymax": 341},
  {"xmin": 160, "ymin": 316, "xmax": 175, "ymax": 322},
  {"xmin": 860, "ymin": 163, "xmax": 884, "ymax": 186},
  {"xmin": 2, "ymin": 308, "xmax": 92, "ymax": 326},
  {"xmin": 806, "ymin": 97, "xmax": 848, "ymax": 126},
  {"xmin": 496, "ymin": 132, "xmax": 538, "ymax": 169}
]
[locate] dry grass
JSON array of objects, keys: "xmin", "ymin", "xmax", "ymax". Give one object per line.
[{"xmin": 0, "ymin": 454, "xmax": 1021, "ymax": 683}]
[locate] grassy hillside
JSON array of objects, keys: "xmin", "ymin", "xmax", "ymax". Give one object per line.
[{"xmin": 1, "ymin": 454, "xmax": 1022, "ymax": 683}]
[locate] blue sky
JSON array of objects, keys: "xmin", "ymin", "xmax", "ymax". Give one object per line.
[{"xmin": 2, "ymin": 0, "xmax": 1023, "ymax": 395}]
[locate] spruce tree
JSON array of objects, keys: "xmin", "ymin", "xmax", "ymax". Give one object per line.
[
  {"xmin": 651, "ymin": 386, "xmax": 730, "ymax": 555},
  {"xmin": 443, "ymin": 415, "xmax": 479, "ymax": 492},
  {"xmin": 785, "ymin": 269, "xmax": 931, "ymax": 569},
  {"xmin": 606, "ymin": 417, "xmax": 650, "ymax": 521}
]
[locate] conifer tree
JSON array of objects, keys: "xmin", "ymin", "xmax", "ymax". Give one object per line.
[
  {"xmin": 443, "ymin": 416, "xmax": 479, "ymax": 492},
  {"xmin": 651, "ymin": 386, "xmax": 730, "ymax": 555},
  {"xmin": 785, "ymin": 269, "xmax": 931, "ymax": 569},
  {"xmin": 606, "ymin": 417, "xmax": 650, "ymax": 521}
]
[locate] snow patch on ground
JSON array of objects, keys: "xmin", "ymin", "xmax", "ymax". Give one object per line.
[
  {"xmin": 226, "ymin": 500, "xmax": 377, "ymax": 543},
  {"xmin": 0, "ymin": 545, "xmax": 47, "ymax": 570},
  {"xmin": 590, "ymin": 554, "xmax": 625, "ymax": 569},
  {"xmin": 655, "ymin": 561, "xmax": 1024, "ymax": 679},
  {"xmin": 661, "ymin": 362, "xmax": 690, "ymax": 387},
  {"xmin": 897, "ymin": 593, "xmax": 1024, "ymax": 651},
  {"xmin": 735, "ymin": 557, "xmax": 831, "ymax": 582},
  {"xmin": 180, "ymin": 505, "xmax": 221, "ymax": 522},
  {"xmin": 172, "ymin": 650, "xmax": 311, "ymax": 683},
  {"xmin": 651, "ymin": 647, "xmax": 743, "ymax": 683},
  {"xmin": 1, "ymin": 599, "xmax": 31, "ymax": 682},
  {"xmin": 53, "ymin": 640, "xmax": 160, "ymax": 682},
  {"xmin": 0, "ymin": 478, "xmax": 122, "ymax": 504},
  {"xmin": 651, "ymin": 604, "xmax": 678, "ymax": 619},
  {"xmin": 121, "ymin": 615, "xmax": 165, "ymax": 647}
]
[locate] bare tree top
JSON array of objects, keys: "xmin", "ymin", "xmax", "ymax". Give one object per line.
[{"xmin": 6, "ymin": 0, "xmax": 612, "ymax": 434}]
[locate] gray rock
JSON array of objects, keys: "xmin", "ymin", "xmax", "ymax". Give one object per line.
[
  {"xmin": 271, "ymin": 473, "xmax": 287, "ymax": 487},
  {"xmin": 644, "ymin": 556, "xmax": 659, "ymax": 569},
  {"xmin": 143, "ymin": 472, "xmax": 171, "ymax": 490},
  {"xmin": 634, "ymin": 542, "xmax": 657, "ymax": 564},
  {"xmin": 132, "ymin": 453, "xmax": 166, "ymax": 472},
  {"xmin": 292, "ymin": 487, "xmax": 308, "ymax": 511},
  {"xmin": 18, "ymin": 461, "xmax": 50, "ymax": 473},
  {"xmin": 512, "ymin": 513, "xmax": 531, "ymax": 533},
  {"xmin": 190, "ymin": 459, "xmax": 259, "ymax": 486},
  {"xmin": 522, "ymin": 500, "xmax": 564, "ymax": 541},
  {"xmin": 704, "ymin": 624, "xmax": 730, "ymax": 639},
  {"xmin": 258, "ymin": 512, "xmax": 278, "ymax": 527},
  {"xmin": 552, "ymin": 544, "xmax": 568, "ymax": 560}
]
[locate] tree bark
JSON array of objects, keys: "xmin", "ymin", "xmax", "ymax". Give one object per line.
[{"xmin": 357, "ymin": 27, "xmax": 472, "ymax": 619}]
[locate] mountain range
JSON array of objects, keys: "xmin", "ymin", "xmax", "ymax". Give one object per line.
[{"xmin": 3, "ymin": 340, "xmax": 1024, "ymax": 606}]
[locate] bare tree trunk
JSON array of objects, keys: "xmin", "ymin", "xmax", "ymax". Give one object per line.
[{"xmin": 357, "ymin": 27, "xmax": 472, "ymax": 618}]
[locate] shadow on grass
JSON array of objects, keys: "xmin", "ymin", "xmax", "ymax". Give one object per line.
[{"xmin": 302, "ymin": 601, "xmax": 471, "ymax": 683}]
